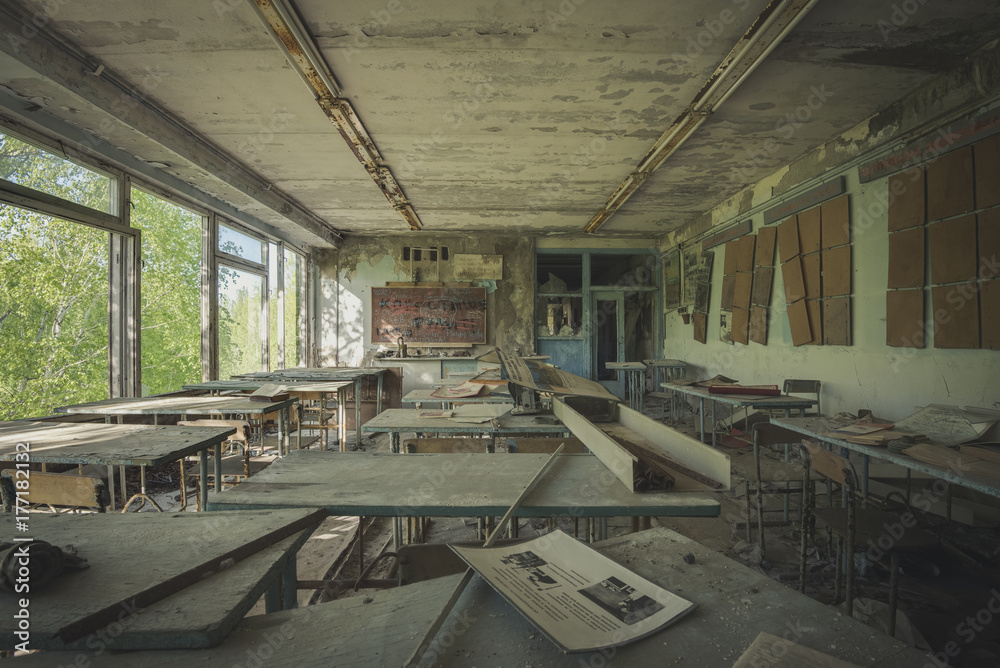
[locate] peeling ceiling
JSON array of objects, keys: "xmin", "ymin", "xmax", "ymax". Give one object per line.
[{"xmin": 1, "ymin": 0, "xmax": 998, "ymax": 246}]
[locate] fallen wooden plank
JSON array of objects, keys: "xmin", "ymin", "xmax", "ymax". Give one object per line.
[
  {"xmin": 295, "ymin": 516, "xmax": 360, "ymax": 607},
  {"xmin": 553, "ymin": 397, "xmax": 639, "ymax": 492},
  {"xmin": 903, "ymin": 444, "xmax": 1000, "ymax": 479}
]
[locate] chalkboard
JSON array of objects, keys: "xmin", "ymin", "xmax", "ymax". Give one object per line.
[{"xmin": 371, "ymin": 286, "xmax": 487, "ymax": 344}]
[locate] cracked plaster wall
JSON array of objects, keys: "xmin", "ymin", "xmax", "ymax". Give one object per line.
[{"xmin": 316, "ymin": 234, "xmax": 535, "ymax": 367}]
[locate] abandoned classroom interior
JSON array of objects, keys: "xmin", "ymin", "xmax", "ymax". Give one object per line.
[{"xmin": 1, "ymin": 0, "xmax": 1000, "ymax": 665}]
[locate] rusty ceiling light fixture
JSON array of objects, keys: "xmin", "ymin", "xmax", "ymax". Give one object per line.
[
  {"xmin": 248, "ymin": 0, "xmax": 423, "ymax": 231},
  {"xmin": 584, "ymin": 0, "xmax": 820, "ymax": 234}
]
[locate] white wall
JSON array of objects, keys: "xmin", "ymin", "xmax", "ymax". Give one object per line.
[{"xmin": 663, "ymin": 166, "xmax": 998, "ymax": 421}]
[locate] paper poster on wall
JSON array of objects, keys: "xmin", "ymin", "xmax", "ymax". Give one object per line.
[
  {"xmin": 683, "ymin": 248, "xmax": 714, "ymax": 312},
  {"xmin": 453, "ymin": 254, "xmax": 503, "ymax": 279},
  {"xmin": 371, "ymin": 286, "xmax": 486, "ymax": 344},
  {"xmin": 663, "ymin": 248, "xmax": 681, "ymax": 310}
]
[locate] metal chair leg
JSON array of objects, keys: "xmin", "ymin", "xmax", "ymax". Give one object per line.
[{"xmin": 888, "ymin": 551, "xmax": 900, "ymax": 638}]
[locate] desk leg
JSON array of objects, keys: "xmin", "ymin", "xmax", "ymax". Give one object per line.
[
  {"xmin": 320, "ymin": 394, "xmax": 327, "ymax": 451},
  {"xmin": 200, "ymin": 449, "xmax": 209, "ymax": 511},
  {"xmin": 377, "ymin": 373, "xmax": 383, "ymax": 414},
  {"xmin": 281, "ymin": 559, "xmax": 297, "ymax": 610},
  {"xmin": 214, "ymin": 443, "xmax": 222, "ymax": 493},
  {"xmin": 119, "ymin": 466, "xmax": 127, "ymax": 508},
  {"xmin": 698, "ymin": 398, "xmax": 706, "ymax": 443},
  {"xmin": 279, "ymin": 407, "xmax": 287, "ymax": 457},
  {"xmin": 711, "ymin": 401, "xmax": 717, "ymax": 447},
  {"xmin": 354, "ymin": 378, "xmax": 363, "ymax": 451},
  {"xmin": 264, "ymin": 578, "xmax": 281, "ymax": 614},
  {"xmin": 390, "ymin": 431, "xmax": 400, "ymax": 454},
  {"xmin": 296, "ymin": 404, "xmax": 302, "ymax": 451},
  {"xmin": 861, "ymin": 454, "xmax": 869, "ymax": 506},
  {"xmin": 393, "ymin": 516, "xmax": 402, "ymax": 551},
  {"xmin": 107, "ymin": 465, "xmax": 116, "ymax": 512}
]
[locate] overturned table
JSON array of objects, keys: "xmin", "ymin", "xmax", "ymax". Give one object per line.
[{"xmin": 12, "ymin": 526, "xmax": 931, "ymax": 666}]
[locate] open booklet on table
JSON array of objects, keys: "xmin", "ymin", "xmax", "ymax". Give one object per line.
[{"xmin": 451, "ymin": 529, "xmax": 695, "ymax": 653}]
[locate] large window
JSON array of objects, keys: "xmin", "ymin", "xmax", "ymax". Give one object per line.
[
  {"xmin": 0, "ymin": 205, "xmax": 109, "ymax": 419},
  {"xmin": 218, "ymin": 265, "xmax": 265, "ymax": 380},
  {"xmin": 131, "ymin": 187, "xmax": 202, "ymax": 395}
]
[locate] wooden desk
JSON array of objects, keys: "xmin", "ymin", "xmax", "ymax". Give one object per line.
[
  {"xmin": 12, "ymin": 527, "xmax": 930, "ymax": 666},
  {"xmin": 772, "ymin": 416, "xmax": 1000, "ymax": 502},
  {"xmin": 401, "ymin": 388, "xmax": 512, "ymax": 408},
  {"xmin": 662, "ymin": 383, "xmax": 816, "ymax": 446},
  {"xmin": 361, "ymin": 407, "xmax": 567, "ymax": 452},
  {"xmin": 0, "ymin": 420, "xmax": 233, "ymax": 511},
  {"xmin": 183, "ymin": 380, "xmax": 353, "ymax": 451},
  {"xmin": 605, "ymin": 361, "xmax": 646, "ymax": 411},
  {"xmin": 0, "ymin": 509, "xmax": 323, "ymax": 651},
  {"xmin": 206, "ymin": 451, "xmax": 720, "ymax": 519},
  {"xmin": 230, "ymin": 367, "xmax": 388, "ymax": 449}
]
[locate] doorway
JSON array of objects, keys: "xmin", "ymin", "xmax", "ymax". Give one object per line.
[{"xmin": 592, "ymin": 291, "xmax": 625, "ymax": 398}]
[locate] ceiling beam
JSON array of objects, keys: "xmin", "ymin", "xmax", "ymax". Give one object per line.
[
  {"xmin": 584, "ymin": 0, "xmax": 820, "ymax": 234},
  {"xmin": 0, "ymin": 4, "xmax": 343, "ymax": 247},
  {"xmin": 248, "ymin": 0, "xmax": 423, "ymax": 231}
]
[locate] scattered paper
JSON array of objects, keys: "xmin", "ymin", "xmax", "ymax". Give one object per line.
[
  {"xmin": 451, "ymin": 530, "xmax": 695, "ymax": 654},
  {"xmin": 430, "ymin": 381, "xmax": 487, "ymax": 399},
  {"xmin": 830, "ymin": 423, "xmax": 894, "ymax": 436},
  {"xmin": 417, "ymin": 410, "xmax": 453, "ymax": 419},
  {"xmin": 894, "ymin": 405, "xmax": 996, "ymax": 446}
]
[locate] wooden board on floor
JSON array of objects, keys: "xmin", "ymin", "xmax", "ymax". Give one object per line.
[
  {"xmin": 295, "ymin": 516, "xmax": 360, "ymax": 607},
  {"xmin": 733, "ymin": 631, "xmax": 861, "ymax": 668}
]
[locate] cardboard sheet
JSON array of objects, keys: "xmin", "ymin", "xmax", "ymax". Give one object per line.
[
  {"xmin": 929, "ymin": 215, "xmax": 978, "ymax": 284},
  {"xmin": 980, "ymin": 279, "xmax": 1000, "ymax": 350},
  {"xmin": 802, "ymin": 253, "xmax": 822, "ymax": 300},
  {"xmin": 693, "ymin": 312, "xmax": 707, "ymax": 344},
  {"xmin": 782, "ymin": 257, "xmax": 806, "ymax": 303},
  {"xmin": 927, "ymin": 145, "xmax": 974, "ymax": 221},
  {"xmin": 787, "ymin": 299, "xmax": 812, "ymax": 346},
  {"xmin": 734, "ymin": 272, "xmax": 753, "ymax": 310},
  {"xmin": 749, "ymin": 305, "xmax": 768, "ymax": 345},
  {"xmin": 886, "ymin": 289, "xmax": 925, "ymax": 348},
  {"xmin": 978, "ymin": 207, "xmax": 999, "ymax": 278},
  {"xmin": 731, "ymin": 307, "xmax": 749, "ymax": 345},
  {"xmin": 496, "ymin": 348, "xmax": 620, "ymax": 401},
  {"xmin": 805, "ymin": 299, "xmax": 823, "ymax": 346},
  {"xmin": 777, "ymin": 215, "xmax": 800, "ymax": 261},
  {"xmin": 821, "ymin": 194, "xmax": 851, "ymax": 248},
  {"xmin": 888, "ymin": 227, "xmax": 925, "ymax": 289},
  {"xmin": 756, "ymin": 226, "xmax": 777, "ymax": 267},
  {"xmin": 975, "ymin": 133, "xmax": 1000, "ymax": 209},
  {"xmin": 797, "ymin": 207, "xmax": 822, "ymax": 255},
  {"xmin": 720, "ymin": 274, "xmax": 737, "ymax": 311},
  {"xmin": 823, "ymin": 296, "xmax": 851, "ymax": 346},
  {"xmin": 888, "ymin": 166, "xmax": 926, "ymax": 232},
  {"xmin": 822, "ymin": 246, "xmax": 852, "ymax": 297},
  {"xmin": 451, "ymin": 530, "xmax": 696, "ymax": 654},
  {"xmin": 932, "ymin": 284, "xmax": 980, "ymax": 349},
  {"xmin": 736, "ymin": 234, "xmax": 756, "ymax": 273},
  {"xmin": 896, "ymin": 404, "xmax": 997, "ymax": 446},
  {"xmin": 723, "ymin": 240, "xmax": 740, "ymax": 275},
  {"xmin": 751, "ymin": 266, "xmax": 773, "ymax": 306}
]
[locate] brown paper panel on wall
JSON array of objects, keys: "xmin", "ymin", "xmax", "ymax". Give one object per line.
[
  {"xmin": 982, "ymin": 279, "xmax": 1000, "ymax": 350},
  {"xmin": 798, "ymin": 207, "xmax": 822, "ymax": 255},
  {"xmin": 927, "ymin": 145, "xmax": 974, "ymax": 221},
  {"xmin": 888, "ymin": 167, "xmax": 926, "ymax": 232},
  {"xmin": 752, "ymin": 266, "xmax": 774, "ymax": 306},
  {"xmin": 736, "ymin": 235, "xmax": 756, "ymax": 273},
  {"xmin": 822, "ymin": 246, "xmax": 851, "ymax": 297},
  {"xmin": 929, "ymin": 214, "xmax": 977, "ymax": 285},
  {"xmin": 782, "ymin": 257, "xmax": 806, "ymax": 303},
  {"xmin": 777, "ymin": 215, "xmax": 800, "ymax": 262},
  {"xmin": 823, "ymin": 296, "xmax": 851, "ymax": 346},
  {"xmin": 724, "ymin": 240, "xmax": 740, "ymax": 275},
  {"xmin": 805, "ymin": 299, "xmax": 823, "ymax": 346},
  {"xmin": 749, "ymin": 305, "xmax": 768, "ymax": 345},
  {"xmin": 693, "ymin": 312, "xmax": 708, "ymax": 344},
  {"xmin": 932, "ymin": 283, "xmax": 980, "ymax": 348},
  {"xmin": 887, "ymin": 289, "xmax": 925, "ymax": 348},
  {"xmin": 975, "ymin": 134, "xmax": 1000, "ymax": 209},
  {"xmin": 734, "ymin": 272, "xmax": 753, "ymax": 309},
  {"xmin": 720, "ymin": 275, "xmax": 737, "ymax": 311},
  {"xmin": 787, "ymin": 298, "xmax": 812, "ymax": 346},
  {"xmin": 802, "ymin": 253, "xmax": 822, "ymax": 299},
  {"xmin": 888, "ymin": 227, "xmax": 925, "ymax": 289},
  {"xmin": 821, "ymin": 194, "xmax": 851, "ymax": 248},
  {"xmin": 756, "ymin": 226, "xmax": 777, "ymax": 267},
  {"xmin": 731, "ymin": 307, "xmax": 750, "ymax": 345},
  {"xmin": 980, "ymin": 206, "xmax": 1000, "ymax": 278}
]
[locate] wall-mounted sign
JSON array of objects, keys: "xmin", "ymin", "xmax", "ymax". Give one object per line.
[
  {"xmin": 763, "ymin": 176, "xmax": 845, "ymax": 224},
  {"xmin": 858, "ymin": 107, "xmax": 1000, "ymax": 183},
  {"xmin": 701, "ymin": 219, "xmax": 752, "ymax": 251},
  {"xmin": 453, "ymin": 254, "xmax": 503, "ymax": 279}
]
